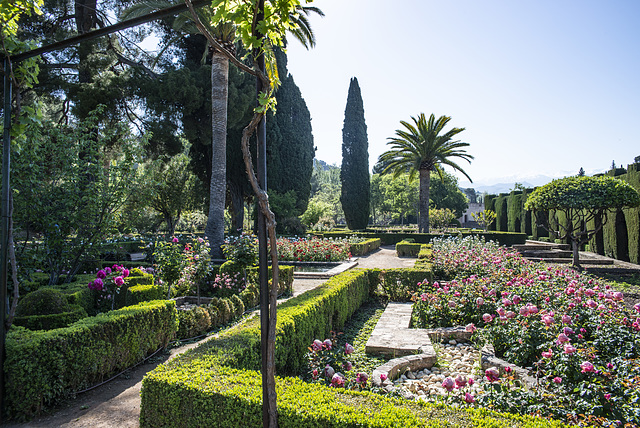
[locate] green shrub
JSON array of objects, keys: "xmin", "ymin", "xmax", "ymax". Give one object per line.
[
  {"xmin": 13, "ymin": 305, "xmax": 88, "ymax": 331},
  {"xmin": 230, "ymin": 294, "xmax": 245, "ymax": 318},
  {"xmin": 125, "ymin": 284, "xmax": 164, "ymax": 307},
  {"xmin": 395, "ymin": 240, "xmax": 422, "ymax": 257},
  {"xmin": 16, "ymin": 288, "xmax": 72, "ymax": 316},
  {"xmin": 141, "ymin": 365, "xmax": 568, "ymax": 428},
  {"xmin": 349, "ymin": 238, "xmax": 381, "ymax": 256},
  {"xmin": 5, "ymin": 300, "xmax": 177, "ymax": 419},
  {"xmin": 176, "ymin": 306, "xmax": 211, "ymax": 339},
  {"xmin": 367, "ymin": 268, "xmax": 433, "ymax": 301}
]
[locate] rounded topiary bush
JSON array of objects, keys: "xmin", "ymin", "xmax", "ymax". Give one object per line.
[
  {"xmin": 230, "ymin": 294, "xmax": 245, "ymax": 317},
  {"xmin": 16, "ymin": 288, "xmax": 72, "ymax": 316},
  {"xmin": 14, "ymin": 288, "xmax": 88, "ymax": 330},
  {"xmin": 219, "ymin": 260, "xmax": 242, "ymax": 276}
]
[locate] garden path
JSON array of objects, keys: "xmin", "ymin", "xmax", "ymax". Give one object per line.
[{"xmin": 3, "ymin": 245, "xmax": 413, "ymax": 428}]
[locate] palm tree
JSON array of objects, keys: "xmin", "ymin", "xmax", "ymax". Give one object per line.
[
  {"xmin": 121, "ymin": 2, "xmax": 322, "ymax": 258},
  {"xmin": 378, "ymin": 113, "xmax": 473, "ymax": 233}
]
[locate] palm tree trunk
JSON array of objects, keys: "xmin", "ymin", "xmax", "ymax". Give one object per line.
[
  {"xmin": 205, "ymin": 52, "xmax": 229, "ymax": 259},
  {"xmin": 419, "ymin": 169, "xmax": 430, "ymax": 233}
]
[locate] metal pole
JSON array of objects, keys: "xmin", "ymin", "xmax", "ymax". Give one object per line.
[{"xmin": 1, "ymin": 57, "xmax": 13, "ymax": 417}]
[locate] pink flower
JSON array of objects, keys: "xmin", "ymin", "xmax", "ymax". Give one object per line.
[
  {"xmin": 172, "ymin": 237, "xmax": 179, "ymax": 243},
  {"xmin": 506, "ymin": 310, "xmax": 516, "ymax": 319},
  {"xmin": 331, "ymin": 373, "xmax": 344, "ymax": 387},
  {"xmin": 562, "ymin": 314, "xmax": 572, "ymax": 324},
  {"xmin": 464, "ymin": 392, "xmax": 475, "ymax": 403},
  {"xmin": 604, "ymin": 393, "xmax": 611, "ymax": 400},
  {"xmin": 379, "ymin": 373, "xmax": 388, "ymax": 382},
  {"xmin": 468, "ymin": 378, "xmax": 475, "ymax": 386},
  {"xmin": 564, "ymin": 344, "xmax": 577, "ymax": 354},
  {"xmin": 465, "ymin": 323, "xmax": 477, "ymax": 333},
  {"xmin": 105, "ymin": 267, "xmax": 112, "ymax": 275},
  {"xmin": 504, "ymin": 366, "xmax": 512, "ymax": 374},
  {"xmin": 312, "ymin": 369, "xmax": 318, "ymax": 379},
  {"xmin": 455, "ymin": 374, "xmax": 467, "ymax": 388},
  {"xmin": 528, "ymin": 304, "xmax": 539, "ymax": 314},
  {"xmin": 512, "ymin": 295, "xmax": 522, "ymax": 305},
  {"xmin": 476, "ymin": 297, "xmax": 484, "ymax": 306},
  {"xmin": 497, "ymin": 307, "xmax": 506, "ymax": 317},
  {"xmin": 323, "ymin": 339, "xmax": 332, "ymax": 350},
  {"xmin": 634, "ymin": 303, "xmax": 640, "ymax": 313},
  {"xmin": 343, "ymin": 362, "xmax": 352, "ymax": 371},
  {"xmin": 485, "ymin": 367, "xmax": 500, "ymax": 382},
  {"xmin": 356, "ymin": 373, "xmax": 368, "ymax": 385},
  {"xmin": 92, "ymin": 278, "xmax": 104, "ymax": 291},
  {"xmin": 442, "ymin": 377, "xmax": 455, "ymax": 392},
  {"xmin": 123, "ymin": 268, "xmax": 130, "ymax": 278},
  {"xmin": 557, "ymin": 333, "xmax": 570, "ymax": 343},
  {"xmin": 542, "ymin": 315, "xmax": 554, "ymax": 326},
  {"xmin": 96, "ymin": 269, "xmax": 107, "ymax": 279},
  {"xmin": 482, "ymin": 313, "xmax": 493, "ymax": 323},
  {"xmin": 580, "ymin": 361, "xmax": 595, "ymax": 373},
  {"xmin": 345, "ymin": 343, "xmax": 354, "ymax": 355},
  {"xmin": 613, "ymin": 291, "xmax": 624, "ymax": 301},
  {"xmin": 114, "ymin": 276, "xmax": 124, "ymax": 287},
  {"xmin": 312, "ymin": 339, "xmax": 323, "ymax": 351},
  {"xmin": 324, "ymin": 365, "xmax": 335, "ymax": 378},
  {"xmin": 519, "ymin": 306, "xmax": 530, "ymax": 316},
  {"xmin": 542, "ymin": 349, "xmax": 553, "ymax": 358},
  {"xmin": 586, "ymin": 299, "xmax": 597, "ymax": 308},
  {"xmin": 552, "ymin": 377, "xmax": 562, "ymax": 384}
]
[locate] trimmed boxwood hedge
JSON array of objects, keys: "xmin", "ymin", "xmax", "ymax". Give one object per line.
[
  {"xmin": 140, "ymin": 268, "xmax": 566, "ymax": 428},
  {"xmin": 395, "ymin": 240, "xmax": 422, "ymax": 257},
  {"xmin": 350, "ymin": 238, "xmax": 381, "ymax": 256},
  {"xmin": 4, "ymin": 300, "xmax": 178, "ymax": 420},
  {"xmin": 13, "ymin": 304, "xmax": 88, "ymax": 331},
  {"xmin": 125, "ymin": 284, "xmax": 164, "ymax": 306},
  {"xmin": 141, "ymin": 365, "xmax": 568, "ymax": 428},
  {"xmin": 317, "ymin": 231, "xmax": 526, "ymax": 247}
]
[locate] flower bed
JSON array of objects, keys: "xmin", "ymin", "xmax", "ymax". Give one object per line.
[
  {"xmin": 276, "ymin": 236, "xmax": 352, "ymax": 262},
  {"xmin": 412, "ymin": 236, "xmax": 640, "ymax": 426}
]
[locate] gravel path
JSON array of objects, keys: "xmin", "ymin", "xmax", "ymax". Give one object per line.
[{"xmin": 3, "ymin": 245, "xmax": 410, "ymax": 428}]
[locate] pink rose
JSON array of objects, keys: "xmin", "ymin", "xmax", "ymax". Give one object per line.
[
  {"xmin": 562, "ymin": 314, "xmax": 571, "ymax": 324},
  {"xmin": 485, "ymin": 367, "xmax": 500, "ymax": 382},
  {"xmin": 541, "ymin": 349, "xmax": 553, "ymax": 358},
  {"xmin": 483, "ymin": 313, "xmax": 493, "ymax": 323},
  {"xmin": 464, "ymin": 392, "xmax": 475, "ymax": 403},
  {"xmin": 564, "ymin": 344, "xmax": 577, "ymax": 354},
  {"xmin": 580, "ymin": 361, "xmax": 595, "ymax": 373},
  {"xmin": 442, "ymin": 377, "xmax": 455, "ymax": 392},
  {"xmin": 345, "ymin": 343, "xmax": 354, "ymax": 355},
  {"xmin": 552, "ymin": 377, "xmax": 562, "ymax": 384},
  {"xmin": 379, "ymin": 373, "xmax": 388, "ymax": 382},
  {"xmin": 465, "ymin": 323, "xmax": 477, "ymax": 333}
]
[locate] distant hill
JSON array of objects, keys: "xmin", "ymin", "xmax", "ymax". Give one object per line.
[{"xmin": 314, "ymin": 158, "xmax": 339, "ymax": 171}]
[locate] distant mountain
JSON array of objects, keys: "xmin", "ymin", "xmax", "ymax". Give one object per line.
[
  {"xmin": 314, "ymin": 158, "xmax": 339, "ymax": 171},
  {"xmin": 474, "ymin": 182, "xmax": 534, "ymax": 195},
  {"xmin": 465, "ymin": 174, "xmax": 568, "ymax": 195}
]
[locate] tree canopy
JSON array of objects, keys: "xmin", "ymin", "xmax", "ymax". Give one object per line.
[
  {"xmin": 378, "ymin": 113, "xmax": 473, "ymax": 232},
  {"xmin": 525, "ymin": 175, "xmax": 640, "ymax": 267},
  {"xmin": 340, "ymin": 77, "xmax": 370, "ymax": 230}
]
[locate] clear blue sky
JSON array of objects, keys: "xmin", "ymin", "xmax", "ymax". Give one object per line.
[{"xmin": 285, "ymin": 0, "xmax": 640, "ymax": 187}]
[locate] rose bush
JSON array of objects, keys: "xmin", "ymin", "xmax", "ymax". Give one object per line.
[{"xmin": 412, "ymin": 236, "xmax": 640, "ymax": 426}]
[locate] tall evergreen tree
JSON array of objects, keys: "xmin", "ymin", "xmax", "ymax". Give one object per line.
[{"xmin": 340, "ymin": 77, "xmax": 370, "ymax": 230}]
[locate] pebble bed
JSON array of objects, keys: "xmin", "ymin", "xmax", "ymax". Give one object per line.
[{"xmin": 381, "ymin": 339, "xmax": 487, "ymax": 399}]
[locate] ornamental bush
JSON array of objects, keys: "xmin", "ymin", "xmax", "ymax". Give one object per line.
[{"xmin": 412, "ymin": 236, "xmax": 640, "ymax": 426}]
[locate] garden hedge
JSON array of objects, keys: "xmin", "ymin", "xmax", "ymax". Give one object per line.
[
  {"xmin": 12, "ymin": 304, "xmax": 88, "ymax": 331},
  {"xmin": 317, "ymin": 231, "xmax": 526, "ymax": 247},
  {"xmin": 141, "ymin": 364, "xmax": 568, "ymax": 428},
  {"xmin": 350, "ymin": 237, "xmax": 381, "ymax": 256},
  {"xmin": 4, "ymin": 299, "xmax": 178, "ymax": 419},
  {"xmin": 125, "ymin": 284, "xmax": 164, "ymax": 306},
  {"xmin": 486, "ymin": 166, "xmax": 640, "ymax": 263},
  {"xmin": 140, "ymin": 267, "xmax": 566, "ymax": 428},
  {"xmin": 395, "ymin": 240, "xmax": 422, "ymax": 257}
]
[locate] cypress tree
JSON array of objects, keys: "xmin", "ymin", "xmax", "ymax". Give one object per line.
[{"xmin": 340, "ymin": 77, "xmax": 370, "ymax": 230}]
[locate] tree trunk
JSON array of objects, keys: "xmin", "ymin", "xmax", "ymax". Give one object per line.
[
  {"xmin": 419, "ymin": 169, "xmax": 431, "ymax": 233},
  {"xmin": 205, "ymin": 52, "xmax": 229, "ymax": 259},
  {"xmin": 571, "ymin": 237, "xmax": 581, "ymax": 270}
]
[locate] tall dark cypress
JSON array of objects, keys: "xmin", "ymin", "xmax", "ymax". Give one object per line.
[{"xmin": 340, "ymin": 77, "xmax": 370, "ymax": 230}]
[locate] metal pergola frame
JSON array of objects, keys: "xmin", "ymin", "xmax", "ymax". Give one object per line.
[{"xmin": 0, "ymin": 3, "xmax": 272, "ymax": 425}]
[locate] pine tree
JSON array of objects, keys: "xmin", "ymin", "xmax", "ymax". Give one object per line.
[
  {"xmin": 578, "ymin": 167, "xmax": 585, "ymax": 176},
  {"xmin": 340, "ymin": 77, "xmax": 370, "ymax": 230}
]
